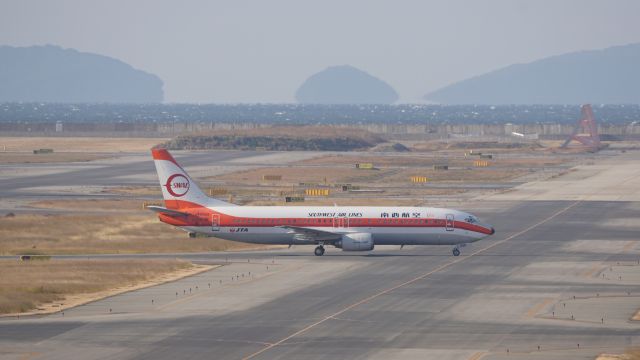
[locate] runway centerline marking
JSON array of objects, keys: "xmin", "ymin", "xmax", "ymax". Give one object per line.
[{"xmin": 242, "ymin": 201, "xmax": 581, "ymax": 360}]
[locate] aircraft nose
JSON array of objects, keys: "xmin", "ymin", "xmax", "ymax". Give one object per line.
[{"xmin": 477, "ymin": 222, "xmax": 494, "ymax": 236}]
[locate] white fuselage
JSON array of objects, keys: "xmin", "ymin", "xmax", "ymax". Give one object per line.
[{"xmin": 176, "ymin": 206, "xmax": 493, "ymax": 246}]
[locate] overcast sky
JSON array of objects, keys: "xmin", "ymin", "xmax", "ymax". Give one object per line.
[{"xmin": 1, "ymin": 0, "xmax": 639, "ymax": 103}]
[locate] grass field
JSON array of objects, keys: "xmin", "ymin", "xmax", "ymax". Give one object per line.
[
  {"xmin": 0, "ymin": 259, "xmax": 196, "ymax": 314},
  {"xmin": 299, "ymin": 153, "xmax": 571, "ymax": 168},
  {"xmin": 0, "ymin": 212, "xmax": 276, "ymax": 255},
  {"xmin": 0, "ymin": 137, "xmax": 168, "ymax": 163},
  {"xmin": 213, "ymin": 166, "xmax": 399, "ymax": 185},
  {"xmin": 213, "ymin": 164, "xmax": 526, "ymax": 186},
  {"xmin": 597, "ymin": 350, "xmax": 640, "ymax": 360},
  {"xmin": 0, "ymin": 137, "xmax": 166, "ymax": 152}
]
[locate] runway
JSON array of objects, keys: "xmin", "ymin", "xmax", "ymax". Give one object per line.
[
  {"xmin": 0, "ymin": 151, "xmax": 263, "ymax": 193},
  {"xmin": 0, "ymin": 150, "xmax": 322, "ymax": 209},
  {"xmin": 1, "ymin": 199, "xmax": 639, "ymax": 359}
]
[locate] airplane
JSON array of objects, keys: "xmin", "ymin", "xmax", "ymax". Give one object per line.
[{"xmin": 148, "ymin": 149, "xmax": 495, "ymax": 256}]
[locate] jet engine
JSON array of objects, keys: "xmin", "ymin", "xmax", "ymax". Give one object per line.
[{"xmin": 335, "ymin": 233, "xmax": 374, "ymax": 251}]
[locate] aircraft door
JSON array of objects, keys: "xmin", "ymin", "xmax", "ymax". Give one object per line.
[
  {"xmin": 445, "ymin": 214, "xmax": 455, "ymax": 231},
  {"xmin": 212, "ymin": 214, "xmax": 220, "ymax": 232}
]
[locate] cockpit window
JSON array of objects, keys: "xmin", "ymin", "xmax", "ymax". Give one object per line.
[{"xmin": 465, "ymin": 216, "xmax": 477, "ymax": 223}]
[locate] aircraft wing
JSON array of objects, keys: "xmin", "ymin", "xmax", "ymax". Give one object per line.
[
  {"xmin": 146, "ymin": 205, "xmax": 189, "ymax": 217},
  {"xmin": 278, "ymin": 225, "xmax": 343, "ymax": 242}
]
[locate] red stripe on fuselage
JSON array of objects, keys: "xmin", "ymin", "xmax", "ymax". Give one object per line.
[{"xmin": 155, "ymin": 200, "xmax": 493, "ymax": 235}]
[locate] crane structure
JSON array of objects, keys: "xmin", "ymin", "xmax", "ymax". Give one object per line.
[{"xmin": 560, "ymin": 104, "xmax": 601, "ymax": 151}]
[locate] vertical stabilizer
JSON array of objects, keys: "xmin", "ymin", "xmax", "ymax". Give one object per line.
[{"xmin": 151, "ymin": 148, "xmax": 235, "ymax": 209}]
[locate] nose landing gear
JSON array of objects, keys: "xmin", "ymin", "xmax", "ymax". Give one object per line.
[
  {"xmin": 314, "ymin": 245, "xmax": 325, "ymax": 256},
  {"xmin": 452, "ymin": 243, "xmax": 467, "ymax": 257}
]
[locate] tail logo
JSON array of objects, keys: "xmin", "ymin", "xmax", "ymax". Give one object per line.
[{"xmin": 165, "ymin": 174, "xmax": 190, "ymax": 197}]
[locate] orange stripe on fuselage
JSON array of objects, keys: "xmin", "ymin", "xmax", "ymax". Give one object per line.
[{"xmin": 156, "ymin": 200, "xmax": 493, "ymax": 235}]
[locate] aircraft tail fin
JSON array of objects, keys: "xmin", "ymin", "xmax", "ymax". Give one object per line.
[{"xmin": 151, "ymin": 148, "xmax": 236, "ymax": 209}]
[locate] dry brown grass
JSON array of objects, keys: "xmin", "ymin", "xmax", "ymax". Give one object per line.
[
  {"xmin": 386, "ymin": 168, "xmax": 527, "ymax": 183},
  {"xmin": 0, "ymin": 136, "xmax": 169, "ymax": 163},
  {"xmin": 538, "ymin": 140, "xmax": 567, "ymax": 148},
  {"xmin": 226, "ymin": 164, "xmax": 524, "ymax": 184},
  {"xmin": 410, "ymin": 140, "xmax": 545, "ymax": 152},
  {"xmin": 29, "ymin": 199, "xmax": 144, "ymax": 212},
  {"xmin": 0, "ymin": 213, "xmax": 273, "ymax": 255},
  {"xmin": 298, "ymin": 154, "xmax": 462, "ymax": 167},
  {"xmin": 212, "ymin": 166, "xmax": 398, "ymax": 185},
  {"xmin": 300, "ymin": 153, "xmax": 570, "ymax": 169},
  {"xmin": 0, "ymin": 137, "xmax": 167, "ymax": 153},
  {"xmin": 597, "ymin": 349, "xmax": 640, "ymax": 360},
  {"xmin": 0, "ymin": 258, "xmax": 193, "ymax": 314}
]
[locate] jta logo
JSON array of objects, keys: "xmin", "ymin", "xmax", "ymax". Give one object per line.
[{"xmin": 165, "ymin": 174, "xmax": 190, "ymax": 197}]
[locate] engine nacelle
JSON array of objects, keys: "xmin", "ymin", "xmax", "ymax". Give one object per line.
[{"xmin": 335, "ymin": 233, "xmax": 374, "ymax": 251}]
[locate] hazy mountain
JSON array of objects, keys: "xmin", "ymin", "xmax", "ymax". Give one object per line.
[
  {"xmin": 425, "ymin": 43, "xmax": 640, "ymax": 104},
  {"xmin": 296, "ymin": 65, "xmax": 398, "ymax": 104},
  {"xmin": 0, "ymin": 45, "xmax": 163, "ymax": 103}
]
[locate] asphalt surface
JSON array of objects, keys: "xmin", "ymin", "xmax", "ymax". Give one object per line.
[
  {"xmin": 1, "ymin": 199, "xmax": 639, "ymax": 359},
  {"xmin": 0, "ymin": 151, "xmax": 264, "ymax": 195}
]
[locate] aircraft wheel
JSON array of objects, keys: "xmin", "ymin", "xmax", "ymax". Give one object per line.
[
  {"xmin": 314, "ymin": 246, "xmax": 325, "ymax": 256},
  {"xmin": 452, "ymin": 248, "xmax": 461, "ymax": 257}
]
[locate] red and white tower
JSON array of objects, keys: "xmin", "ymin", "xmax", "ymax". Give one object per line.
[{"xmin": 560, "ymin": 104, "xmax": 601, "ymax": 151}]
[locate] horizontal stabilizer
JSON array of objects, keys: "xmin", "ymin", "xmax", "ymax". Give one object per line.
[{"xmin": 146, "ymin": 205, "xmax": 189, "ymax": 217}]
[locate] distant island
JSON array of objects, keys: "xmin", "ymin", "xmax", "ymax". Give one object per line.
[
  {"xmin": 425, "ymin": 43, "xmax": 640, "ymax": 104},
  {"xmin": 296, "ymin": 65, "xmax": 398, "ymax": 104},
  {"xmin": 0, "ymin": 45, "xmax": 163, "ymax": 103}
]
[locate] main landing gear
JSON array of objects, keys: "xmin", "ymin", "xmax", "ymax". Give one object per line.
[{"xmin": 314, "ymin": 245, "xmax": 325, "ymax": 256}]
